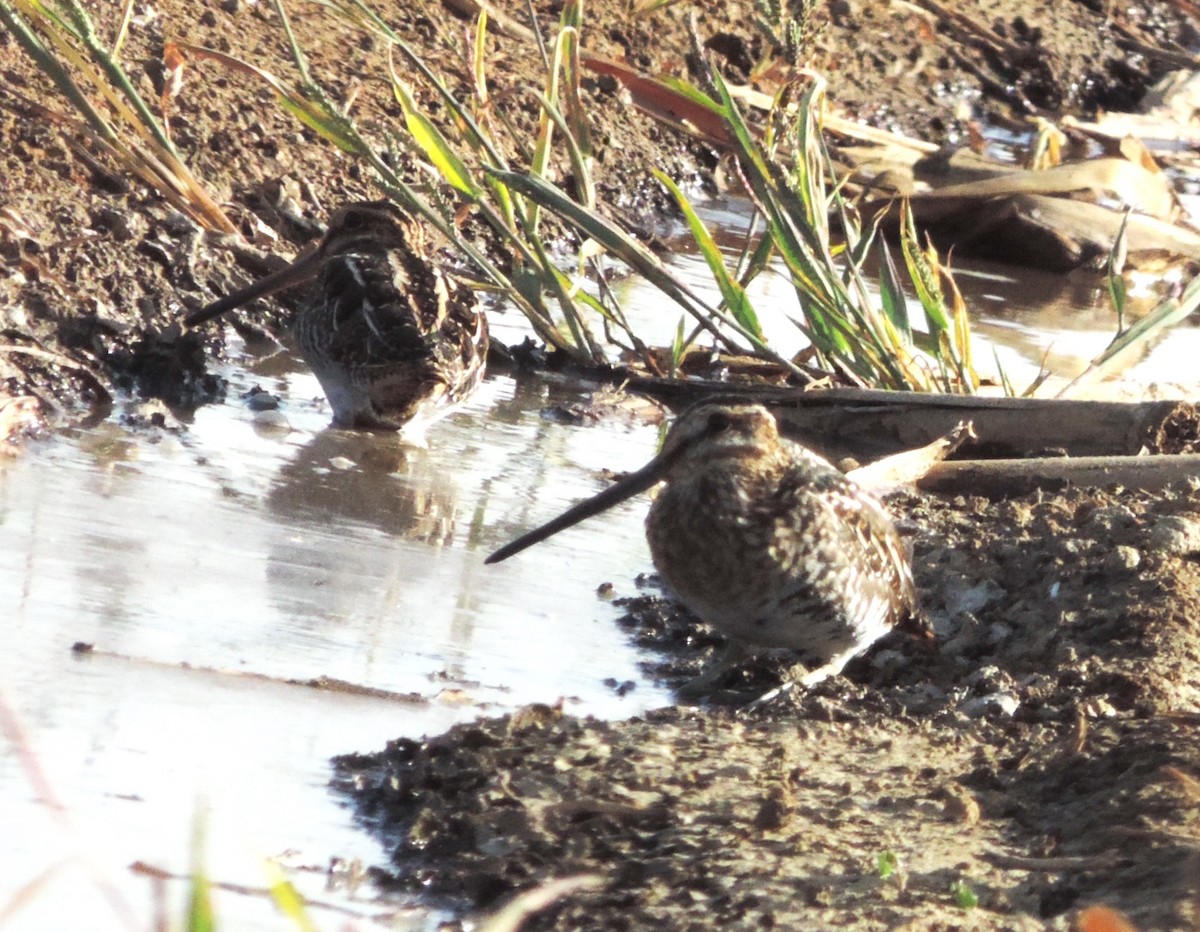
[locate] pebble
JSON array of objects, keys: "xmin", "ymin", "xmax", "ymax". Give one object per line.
[
  {"xmin": 964, "ymin": 664, "xmax": 1014, "ymax": 693},
  {"xmin": 161, "ymin": 211, "xmax": 199, "ymax": 237},
  {"xmin": 957, "ymin": 691, "xmax": 1020, "ymax": 718},
  {"xmin": 244, "ymin": 387, "xmax": 280, "ymax": 411},
  {"xmin": 1146, "ymin": 515, "xmax": 1200, "ymax": 555},
  {"xmin": 1103, "ymin": 545, "xmax": 1141, "ymax": 574},
  {"xmin": 1081, "ymin": 503, "xmax": 1138, "ymax": 535},
  {"xmin": 943, "ymin": 578, "xmax": 1005, "ymax": 615}
]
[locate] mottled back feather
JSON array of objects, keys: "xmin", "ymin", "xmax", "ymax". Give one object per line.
[{"xmin": 295, "ymin": 202, "xmax": 487, "ymax": 429}]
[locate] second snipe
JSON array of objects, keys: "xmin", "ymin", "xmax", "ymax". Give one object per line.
[
  {"xmin": 488, "ymin": 403, "xmax": 932, "ymax": 700},
  {"xmin": 187, "ymin": 200, "xmax": 487, "ymax": 431}
]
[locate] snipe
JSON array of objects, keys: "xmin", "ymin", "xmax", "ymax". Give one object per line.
[
  {"xmin": 487, "ymin": 403, "xmax": 930, "ymax": 698},
  {"xmin": 186, "ymin": 200, "xmax": 487, "ymax": 431}
]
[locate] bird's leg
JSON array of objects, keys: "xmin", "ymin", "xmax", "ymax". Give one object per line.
[
  {"xmin": 676, "ymin": 641, "xmax": 750, "ymax": 700},
  {"xmin": 790, "ymin": 644, "xmax": 862, "ymax": 689},
  {"xmin": 742, "ymin": 644, "xmax": 864, "ymax": 711}
]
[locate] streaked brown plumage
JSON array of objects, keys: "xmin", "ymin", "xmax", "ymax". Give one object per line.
[
  {"xmin": 186, "ymin": 201, "xmax": 487, "ymax": 431},
  {"xmin": 487, "ymin": 402, "xmax": 928, "ymax": 697}
]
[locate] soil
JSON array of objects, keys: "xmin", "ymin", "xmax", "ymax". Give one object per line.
[
  {"xmin": 2, "ymin": 0, "xmax": 1195, "ymax": 413},
  {"xmin": 4, "ymin": 0, "xmax": 1200, "ymax": 928}
]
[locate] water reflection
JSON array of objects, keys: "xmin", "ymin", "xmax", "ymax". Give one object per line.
[
  {"xmin": 261, "ymin": 427, "xmax": 482, "ymax": 690},
  {"xmin": 268, "ymin": 430, "xmax": 460, "ymax": 543},
  {"xmin": 1, "ymin": 362, "xmax": 673, "ymax": 931}
]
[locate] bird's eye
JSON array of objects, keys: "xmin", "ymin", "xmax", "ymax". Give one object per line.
[
  {"xmin": 707, "ymin": 411, "xmax": 732, "ymax": 433},
  {"xmin": 342, "ymin": 211, "xmax": 365, "ymax": 230}
]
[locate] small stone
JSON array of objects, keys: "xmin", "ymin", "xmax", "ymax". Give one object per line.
[
  {"xmin": 940, "ymin": 784, "xmax": 981, "ymax": 825},
  {"xmin": 1081, "ymin": 504, "xmax": 1138, "ymax": 536},
  {"xmin": 244, "ymin": 387, "xmax": 279, "ymax": 411},
  {"xmin": 1103, "ymin": 545, "xmax": 1141, "ymax": 574},
  {"xmin": 957, "ymin": 691, "xmax": 1020, "ymax": 718},
  {"xmin": 92, "ymin": 206, "xmax": 137, "ymax": 241},
  {"xmin": 964, "ymin": 665, "xmax": 1014, "ymax": 693},
  {"xmin": 122, "ymin": 399, "xmax": 182, "ymax": 431},
  {"xmin": 1146, "ymin": 515, "xmax": 1200, "ymax": 555},
  {"xmin": 1081, "ymin": 697, "xmax": 1118, "ymax": 719},
  {"xmin": 161, "ymin": 210, "xmax": 199, "ymax": 237},
  {"xmin": 752, "ymin": 792, "xmax": 791, "ymax": 831},
  {"xmin": 944, "ymin": 578, "xmax": 1005, "ymax": 615},
  {"xmin": 1054, "ymin": 643, "xmax": 1078, "ymax": 665}
]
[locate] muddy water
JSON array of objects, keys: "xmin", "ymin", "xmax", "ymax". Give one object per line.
[
  {"xmin": 1, "ymin": 349, "xmax": 672, "ymax": 930},
  {"xmin": 3, "ymin": 225, "xmax": 1197, "ymax": 930}
]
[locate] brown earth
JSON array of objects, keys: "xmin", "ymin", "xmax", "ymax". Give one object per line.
[
  {"xmin": 2, "ymin": 0, "xmax": 1195, "ymax": 412},
  {"xmin": 4, "ymin": 0, "xmax": 1200, "ymax": 929}
]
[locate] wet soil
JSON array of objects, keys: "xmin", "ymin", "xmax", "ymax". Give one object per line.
[{"xmin": 4, "ymin": 0, "xmax": 1200, "ymax": 928}]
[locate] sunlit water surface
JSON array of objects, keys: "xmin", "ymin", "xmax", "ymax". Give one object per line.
[
  {"xmin": 1, "ymin": 353, "xmax": 671, "ymax": 931},
  {"xmin": 3, "ymin": 203, "xmax": 1199, "ymax": 930}
]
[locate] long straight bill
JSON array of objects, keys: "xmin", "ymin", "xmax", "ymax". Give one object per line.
[
  {"xmin": 183, "ymin": 246, "xmax": 323, "ymax": 327},
  {"xmin": 485, "ymin": 459, "xmax": 667, "ymax": 564}
]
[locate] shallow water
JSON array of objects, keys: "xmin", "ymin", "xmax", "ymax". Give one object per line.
[
  {"xmin": 1, "ymin": 354, "xmax": 673, "ymax": 930},
  {"xmin": 3, "ymin": 215, "xmax": 1198, "ymax": 929}
]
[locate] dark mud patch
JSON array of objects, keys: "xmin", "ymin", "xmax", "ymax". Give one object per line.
[{"xmin": 334, "ymin": 484, "xmax": 1200, "ymax": 929}]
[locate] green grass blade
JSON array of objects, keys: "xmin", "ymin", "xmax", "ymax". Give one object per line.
[
  {"xmin": 186, "ymin": 808, "xmax": 215, "ymax": 932},
  {"xmin": 875, "ymin": 237, "xmax": 912, "ymax": 344},
  {"xmin": 471, "ymin": 10, "xmax": 488, "ymax": 109},
  {"xmin": 490, "ymin": 168, "xmax": 799, "ymax": 365},
  {"xmin": 1057, "ymin": 270, "xmax": 1200, "ymax": 397},
  {"xmin": 652, "ymin": 72, "xmax": 726, "ymax": 119},
  {"xmin": 263, "ymin": 859, "xmax": 318, "ymax": 932},
  {"xmin": 512, "ymin": 172, "xmax": 800, "ymax": 366},
  {"xmin": 670, "ymin": 315, "xmax": 687, "ymax": 376},
  {"xmin": 388, "ymin": 61, "xmax": 480, "ymax": 197},
  {"xmin": 533, "ymin": 92, "xmax": 595, "ymax": 212},
  {"xmin": 653, "ymin": 168, "xmax": 764, "ymax": 340},
  {"xmin": 899, "ymin": 202, "xmax": 950, "ymax": 331}
]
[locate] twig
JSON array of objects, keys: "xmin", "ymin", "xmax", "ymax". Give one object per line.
[
  {"xmin": 983, "ymin": 850, "xmax": 1127, "ymax": 872},
  {"xmin": 128, "ymin": 862, "xmax": 383, "ymax": 923},
  {"xmin": 441, "ymin": 0, "xmax": 537, "ymax": 42},
  {"xmin": 478, "ymin": 874, "xmax": 606, "ymax": 932}
]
